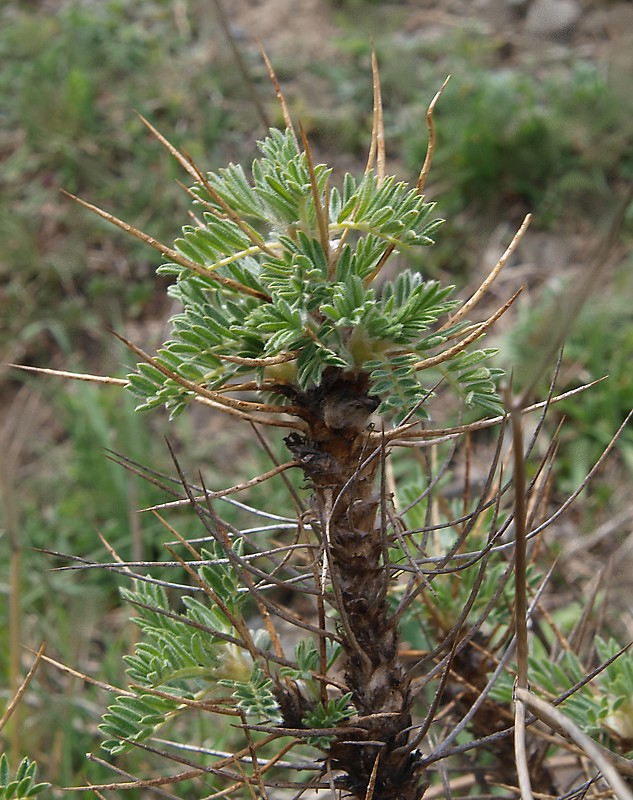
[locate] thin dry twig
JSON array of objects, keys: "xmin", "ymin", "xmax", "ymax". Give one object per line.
[
  {"xmin": 0, "ymin": 641, "xmax": 46, "ymax": 732},
  {"xmin": 164, "ymin": 542, "xmax": 261, "ymax": 664},
  {"xmin": 8, "ymin": 363, "xmax": 128, "ymax": 386},
  {"xmin": 300, "ymin": 124, "xmax": 330, "ymax": 263},
  {"xmin": 213, "ymin": 351, "xmax": 299, "ymax": 367},
  {"xmin": 26, "ymin": 650, "xmax": 133, "ymax": 697},
  {"xmin": 109, "ymin": 328, "xmax": 308, "ymax": 429},
  {"xmin": 82, "ymin": 753, "xmax": 184, "ymax": 798},
  {"xmin": 441, "ymin": 213, "xmax": 531, "ymax": 331},
  {"xmin": 414, "ymin": 287, "xmax": 523, "ymax": 371},
  {"xmin": 170, "ymin": 451, "xmax": 289, "ymax": 663},
  {"xmin": 419, "ymin": 563, "xmax": 556, "ymax": 762},
  {"xmin": 61, "ymin": 189, "xmax": 269, "ymax": 301},
  {"xmin": 417, "ymin": 75, "xmax": 450, "ymax": 193},
  {"xmin": 7, "ymin": 364, "xmax": 303, "ymax": 431},
  {"xmin": 364, "ymin": 752, "xmax": 381, "ymax": 800},
  {"xmin": 134, "ymin": 113, "xmax": 275, "ymax": 259},
  {"xmin": 140, "ymin": 460, "xmax": 300, "ymax": 512},
  {"xmin": 258, "ymin": 41, "xmax": 296, "ymax": 143},
  {"xmin": 367, "ymin": 45, "xmax": 385, "ymax": 186},
  {"xmin": 382, "ymin": 377, "xmax": 608, "ymax": 443}
]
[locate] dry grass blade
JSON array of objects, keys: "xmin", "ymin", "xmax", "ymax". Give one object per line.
[
  {"xmin": 514, "ymin": 698, "xmax": 534, "ymax": 800},
  {"xmin": 0, "ymin": 387, "xmax": 48, "ymax": 759},
  {"xmin": 518, "ymin": 184, "xmax": 633, "ymax": 404},
  {"xmin": 364, "ymin": 752, "xmax": 381, "ymax": 800},
  {"xmin": 210, "ymin": 0, "xmax": 270, "ymax": 129},
  {"xmin": 567, "ymin": 569, "xmax": 603, "ymax": 653},
  {"xmin": 514, "ymin": 687, "xmax": 633, "ymax": 800},
  {"xmin": 505, "ymin": 388, "xmax": 529, "ymax": 691}
]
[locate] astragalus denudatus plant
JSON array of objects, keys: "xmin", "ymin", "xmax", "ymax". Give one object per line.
[{"xmin": 22, "ymin": 60, "xmax": 633, "ymax": 800}]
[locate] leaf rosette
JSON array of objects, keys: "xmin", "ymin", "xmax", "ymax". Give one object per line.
[{"xmin": 126, "ymin": 127, "xmax": 505, "ymax": 424}]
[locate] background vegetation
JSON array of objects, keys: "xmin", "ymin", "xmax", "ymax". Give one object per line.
[{"xmin": 1, "ymin": 0, "xmax": 632, "ymax": 794}]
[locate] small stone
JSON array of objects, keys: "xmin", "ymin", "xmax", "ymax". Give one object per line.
[{"xmin": 526, "ymin": 0, "xmax": 582, "ymax": 38}]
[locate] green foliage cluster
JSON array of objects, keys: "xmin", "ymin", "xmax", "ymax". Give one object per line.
[
  {"xmin": 0, "ymin": 755, "xmax": 48, "ymax": 800},
  {"xmin": 101, "ymin": 538, "xmax": 280, "ymax": 754},
  {"xmin": 3, "ymin": 1, "xmax": 631, "ymax": 364},
  {"xmin": 128, "ymin": 127, "xmax": 504, "ymax": 422},
  {"xmin": 490, "ymin": 637, "xmax": 633, "ymax": 745},
  {"xmin": 279, "ymin": 640, "xmax": 353, "ymax": 745},
  {"xmin": 301, "ymin": 694, "xmax": 355, "ymax": 746}
]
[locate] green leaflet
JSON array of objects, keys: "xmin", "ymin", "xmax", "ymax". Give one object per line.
[
  {"xmin": 301, "ymin": 693, "xmax": 355, "ymax": 747},
  {"xmin": 0, "ymin": 755, "xmax": 49, "ymax": 800}
]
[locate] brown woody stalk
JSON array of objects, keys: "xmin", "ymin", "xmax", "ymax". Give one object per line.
[{"xmin": 283, "ymin": 368, "xmax": 422, "ymax": 800}]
